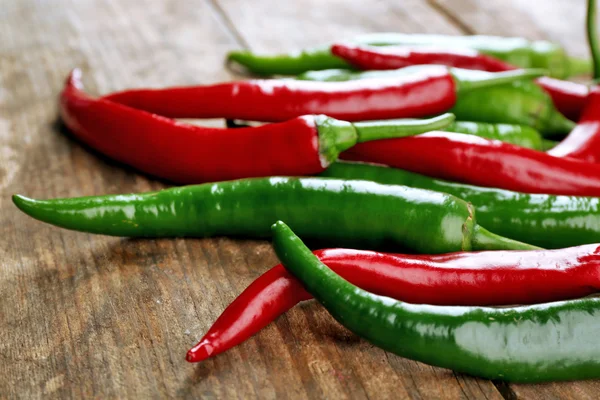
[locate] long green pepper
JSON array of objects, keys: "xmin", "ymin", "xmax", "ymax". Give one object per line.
[
  {"xmin": 299, "ymin": 67, "xmax": 575, "ymax": 136},
  {"xmin": 272, "ymin": 221, "xmax": 600, "ymax": 383},
  {"xmin": 320, "ymin": 162, "xmax": 600, "ymax": 249},
  {"xmin": 228, "ymin": 33, "xmax": 590, "ymax": 78},
  {"xmin": 12, "ymin": 177, "xmax": 538, "ymax": 254}
]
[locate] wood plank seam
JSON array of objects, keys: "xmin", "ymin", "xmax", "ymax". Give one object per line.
[
  {"xmin": 206, "ymin": 0, "xmax": 250, "ymax": 49},
  {"xmin": 426, "ymin": 0, "xmax": 476, "ymax": 35}
]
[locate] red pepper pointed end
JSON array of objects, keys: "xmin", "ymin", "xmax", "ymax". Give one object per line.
[
  {"xmin": 66, "ymin": 68, "xmax": 84, "ymax": 90},
  {"xmin": 186, "ymin": 339, "xmax": 215, "ymax": 363}
]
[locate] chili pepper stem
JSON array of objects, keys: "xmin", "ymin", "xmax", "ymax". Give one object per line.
[
  {"xmin": 588, "ymin": 0, "xmax": 600, "ymax": 79},
  {"xmin": 314, "ymin": 116, "xmax": 358, "ymax": 167},
  {"xmin": 353, "ymin": 113, "xmax": 455, "ymax": 143},
  {"xmin": 315, "ymin": 113, "xmax": 457, "ymax": 166},
  {"xmin": 472, "ymin": 225, "xmax": 542, "ymax": 251}
]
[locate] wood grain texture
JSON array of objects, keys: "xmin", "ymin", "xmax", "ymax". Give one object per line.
[{"xmin": 0, "ymin": 0, "xmax": 596, "ymax": 398}]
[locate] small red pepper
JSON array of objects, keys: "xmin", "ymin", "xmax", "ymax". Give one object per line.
[
  {"xmin": 102, "ymin": 65, "xmax": 456, "ymax": 122},
  {"xmin": 331, "ymin": 43, "xmax": 514, "ymax": 72},
  {"xmin": 547, "ymin": 86, "xmax": 600, "ymax": 161},
  {"xmin": 332, "ymin": 43, "xmax": 590, "ymax": 121},
  {"xmin": 535, "ymin": 77, "xmax": 589, "ymax": 122},
  {"xmin": 186, "ymin": 245, "xmax": 600, "ymax": 363},
  {"xmin": 341, "ymin": 131, "xmax": 600, "ymax": 196}
]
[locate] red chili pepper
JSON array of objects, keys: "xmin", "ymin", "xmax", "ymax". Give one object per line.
[
  {"xmin": 331, "ymin": 43, "xmax": 514, "ymax": 72},
  {"xmin": 61, "ymin": 70, "xmax": 330, "ymax": 183},
  {"xmin": 186, "ymin": 245, "xmax": 600, "ymax": 363},
  {"xmin": 332, "ymin": 43, "xmax": 589, "ymax": 121},
  {"xmin": 341, "ymin": 131, "xmax": 600, "ymax": 196},
  {"xmin": 536, "ymin": 77, "xmax": 589, "ymax": 121},
  {"xmin": 61, "ymin": 70, "xmax": 457, "ymax": 183},
  {"xmin": 547, "ymin": 86, "xmax": 600, "ymax": 161},
  {"xmin": 102, "ymin": 66, "xmax": 456, "ymax": 122}
]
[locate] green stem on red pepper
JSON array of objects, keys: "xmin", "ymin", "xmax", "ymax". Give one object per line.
[
  {"xmin": 61, "ymin": 70, "xmax": 455, "ymax": 183},
  {"xmin": 588, "ymin": 0, "xmax": 600, "ymax": 79}
]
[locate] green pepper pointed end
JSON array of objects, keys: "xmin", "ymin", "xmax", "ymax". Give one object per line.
[
  {"xmin": 13, "ymin": 194, "xmax": 36, "ymax": 216},
  {"xmin": 226, "ymin": 51, "xmax": 266, "ymax": 76},
  {"xmin": 13, "ymin": 194, "xmax": 61, "ymax": 228}
]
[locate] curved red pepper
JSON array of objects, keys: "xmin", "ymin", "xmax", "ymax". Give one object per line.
[
  {"xmin": 331, "ymin": 43, "xmax": 514, "ymax": 72},
  {"xmin": 547, "ymin": 86, "xmax": 600, "ymax": 161},
  {"xmin": 332, "ymin": 43, "xmax": 589, "ymax": 122},
  {"xmin": 102, "ymin": 66, "xmax": 456, "ymax": 122},
  {"xmin": 60, "ymin": 69, "xmax": 323, "ymax": 183},
  {"xmin": 536, "ymin": 77, "xmax": 589, "ymax": 122},
  {"xmin": 341, "ymin": 131, "xmax": 600, "ymax": 196},
  {"xmin": 187, "ymin": 245, "xmax": 600, "ymax": 363}
]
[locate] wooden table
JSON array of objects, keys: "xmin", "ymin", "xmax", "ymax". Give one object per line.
[{"xmin": 2, "ymin": 0, "xmax": 600, "ymax": 398}]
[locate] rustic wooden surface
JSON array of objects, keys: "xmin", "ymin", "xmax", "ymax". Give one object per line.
[{"xmin": 1, "ymin": 0, "xmax": 599, "ymax": 398}]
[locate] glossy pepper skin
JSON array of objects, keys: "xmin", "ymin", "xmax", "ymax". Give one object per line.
[
  {"xmin": 187, "ymin": 244, "xmax": 600, "ymax": 362},
  {"xmin": 331, "ymin": 43, "xmax": 515, "ymax": 72},
  {"xmin": 536, "ymin": 77, "xmax": 589, "ymax": 122},
  {"xmin": 272, "ymin": 221, "xmax": 600, "ymax": 383},
  {"xmin": 320, "ymin": 162, "xmax": 600, "ymax": 249},
  {"xmin": 299, "ymin": 68, "xmax": 575, "ymax": 136},
  {"xmin": 342, "ymin": 132, "xmax": 600, "ymax": 196},
  {"xmin": 227, "ymin": 33, "xmax": 591, "ymax": 78},
  {"xmin": 548, "ymin": 0, "xmax": 600, "ymax": 159},
  {"xmin": 60, "ymin": 70, "xmax": 453, "ymax": 183},
  {"xmin": 331, "ymin": 43, "xmax": 589, "ymax": 122},
  {"xmin": 443, "ymin": 121, "xmax": 542, "ymax": 149},
  {"xmin": 103, "ymin": 66, "xmax": 543, "ymax": 122},
  {"xmin": 228, "ymin": 118, "xmax": 544, "ymax": 149},
  {"xmin": 548, "ymin": 87, "xmax": 600, "ymax": 161},
  {"xmin": 12, "ymin": 177, "xmax": 538, "ymax": 254}
]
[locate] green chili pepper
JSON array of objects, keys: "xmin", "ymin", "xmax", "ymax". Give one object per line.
[
  {"xmin": 228, "ymin": 33, "xmax": 590, "ymax": 78},
  {"xmin": 228, "ymin": 117, "xmax": 544, "ymax": 150},
  {"xmin": 299, "ymin": 67, "xmax": 575, "ymax": 136},
  {"xmin": 320, "ymin": 162, "xmax": 600, "ymax": 249},
  {"xmin": 12, "ymin": 177, "xmax": 538, "ymax": 254},
  {"xmin": 272, "ymin": 220, "xmax": 600, "ymax": 383}
]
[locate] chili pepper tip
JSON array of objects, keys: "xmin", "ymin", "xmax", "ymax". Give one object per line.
[
  {"xmin": 12, "ymin": 194, "xmax": 33, "ymax": 214},
  {"xmin": 186, "ymin": 339, "xmax": 214, "ymax": 363}
]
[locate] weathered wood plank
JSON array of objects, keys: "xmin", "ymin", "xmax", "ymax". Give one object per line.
[{"xmin": 432, "ymin": 0, "xmax": 590, "ymax": 58}]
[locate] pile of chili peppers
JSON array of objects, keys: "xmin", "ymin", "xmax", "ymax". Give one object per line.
[{"xmin": 15, "ymin": 0, "xmax": 600, "ymax": 384}]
